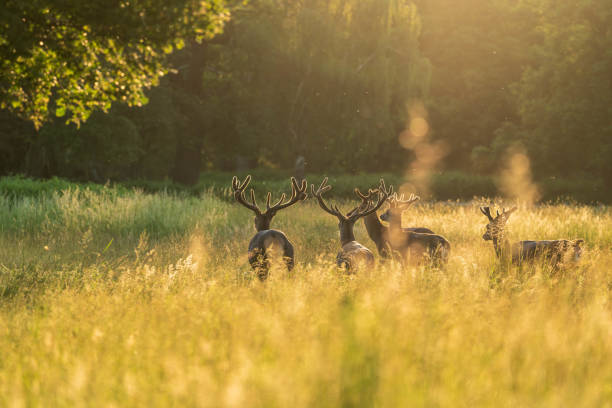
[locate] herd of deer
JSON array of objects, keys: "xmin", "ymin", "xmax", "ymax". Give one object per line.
[{"xmin": 231, "ymin": 176, "xmax": 584, "ymax": 279}]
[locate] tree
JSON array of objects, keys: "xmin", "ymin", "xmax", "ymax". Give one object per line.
[
  {"xmin": 508, "ymin": 0, "xmax": 612, "ymax": 184},
  {"xmin": 0, "ymin": 0, "xmax": 228, "ymax": 128},
  {"xmin": 415, "ymin": 0, "xmax": 535, "ymax": 171},
  {"xmin": 198, "ymin": 0, "xmax": 429, "ymax": 171}
]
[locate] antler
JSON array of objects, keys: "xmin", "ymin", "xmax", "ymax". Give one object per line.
[
  {"xmin": 480, "ymin": 206, "xmax": 517, "ymax": 222},
  {"xmin": 352, "ymin": 187, "xmax": 379, "ymax": 212},
  {"xmin": 232, "ymin": 175, "xmax": 261, "ymax": 214},
  {"xmin": 347, "ymin": 179, "xmax": 392, "ymax": 221},
  {"xmin": 388, "ymin": 192, "xmax": 420, "ymax": 209},
  {"xmin": 501, "ymin": 206, "xmax": 518, "ymax": 220},
  {"xmin": 232, "ymin": 175, "xmax": 308, "ymax": 216},
  {"xmin": 266, "ymin": 177, "xmax": 308, "ymax": 212},
  {"xmin": 347, "ymin": 185, "xmax": 381, "ymax": 217},
  {"xmin": 311, "ymin": 177, "xmax": 345, "ymax": 220},
  {"xmin": 378, "ymin": 179, "xmax": 394, "ymax": 200},
  {"xmin": 480, "ymin": 206, "xmax": 494, "ymax": 221},
  {"xmin": 312, "ymin": 178, "xmax": 392, "ymax": 221}
]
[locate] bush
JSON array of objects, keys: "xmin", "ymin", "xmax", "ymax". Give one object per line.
[
  {"xmin": 2, "ymin": 171, "xmax": 610, "ymax": 204},
  {"xmin": 431, "ymin": 172, "xmax": 497, "ymax": 201}
]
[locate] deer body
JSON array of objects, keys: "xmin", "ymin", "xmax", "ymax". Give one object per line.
[
  {"xmin": 400, "ymin": 232, "xmax": 450, "ymax": 264},
  {"xmin": 362, "ymin": 213, "xmax": 435, "ymax": 257},
  {"xmin": 491, "ymin": 236, "xmax": 583, "ymax": 266},
  {"xmin": 337, "ymin": 242, "xmax": 375, "ymax": 270},
  {"xmin": 406, "ymin": 227, "xmax": 436, "ymax": 234},
  {"xmin": 336, "ymin": 221, "xmax": 375, "ymax": 270},
  {"xmin": 386, "ymin": 214, "xmax": 450, "ymax": 265},
  {"xmin": 311, "ymin": 178, "xmax": 391, "ymax": 273},
  {"xmin": 356, "ymin": 191, "xmax": 449, "ymax": 264},
  {"xmin": 232, "ymin": 175, "xmax": 307, "ymax": 280},
  {"xmin": 248, "ymin": 230, "xmax": 295, "ymax": 273},
  {"xmin": 481, "ymin": 207, "xmax": 584, "ymax": 268},
  {"xmin": 516, "ymin": 240, "xmax": 582, "ymax": 263}
]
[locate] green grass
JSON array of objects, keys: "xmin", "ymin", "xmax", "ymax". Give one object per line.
[{"xmin": 0, "ymin": 178, "xmax": 611, "ymax": 406}]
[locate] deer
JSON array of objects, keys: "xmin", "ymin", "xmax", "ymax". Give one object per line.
[
  {"xmin": 231, "ymin": 175, "xmax": 307, "ymax": 280},
  {"xmin": 353, "ymin": 188, "xmax": 450, "ymax": 265},
  {"xmin": 480, "ymin": 206, "xmax": 584, "ymax": 268},
  {"xmin": 379, "ymin": 192, "xmax": 435, "ymax": 234},
  {"xmin": 355, "ymin": 190, "xmax": 435, "ymax": 258},
  {"xmin": 310, "ymin": 177, "xmax": 391, "ymax": 273}
]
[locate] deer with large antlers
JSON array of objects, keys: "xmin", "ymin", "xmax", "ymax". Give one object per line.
[
  {"xmin": 480, "ymin": 206, "xmax": 584, "ymax": 267},
  {"xmin": 353, "ymin": 188, "xmax": 450, "ymax": 264},
  {"xmin": 232, "ymin": 175, "xmax": 307, "ymax": 280},
  {"xmin": 311, "ymin": 178, "xmax": 391, "ymax": 273},
  {"xmin": 355, "ymin": 190, "xmax": 436, "ymax": 258},
  {"xmin": 378, "ymin": 193, "xmax": 435, "ymax": 234}
]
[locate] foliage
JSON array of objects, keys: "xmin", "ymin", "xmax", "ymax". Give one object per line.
[
  {"xmin": 415, "ymin": 0, "xmax": 533, "ymax": 170},
  {"xmin": 0, "ymin": 0, "xmax": 228, "ymax": 128},
  {"xmin": 508, "ymin": 0, "xmax": 612, "ymax": 182},
  {"xmin": 1, "ymin": 0, "xmax": 611, "ymax": 191},
  {"xmin": 0, "ymin": 185, "xmax": 611, "ymax": 405},
  {"xmin": 1, "ymin": 172, "xmax": 609, "ymax": 210},
  {"xmin": 195, "ymin": 0, "xmax": 430, "ymax": 171}
]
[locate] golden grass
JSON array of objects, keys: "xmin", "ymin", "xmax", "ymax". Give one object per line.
[{"xmin": 0, "ymin": 189, "xmax": 611, "ymax": 406}]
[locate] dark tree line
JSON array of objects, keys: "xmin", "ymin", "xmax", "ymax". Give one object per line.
[{"xmin": 1, "ymin": 0, "xmax": 611, "ymax": 187}]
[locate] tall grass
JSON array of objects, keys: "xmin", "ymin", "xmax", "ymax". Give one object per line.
[{"xmin": 0, "ymin": 181, "xmax": 611, "ymax": 406}]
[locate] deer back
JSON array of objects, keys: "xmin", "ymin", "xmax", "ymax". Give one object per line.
[{"xmin": 512, "ymin": 239, "xmax": 584, "ymax": 267}]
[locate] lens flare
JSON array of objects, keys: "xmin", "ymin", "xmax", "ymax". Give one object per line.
[
  {"xmin": 399, "ymin": 101, "xmax": 448, "ymax": 197},
  {"xmin": 498, "ymin": 145, "xmax": 540, "ymax": 205}
]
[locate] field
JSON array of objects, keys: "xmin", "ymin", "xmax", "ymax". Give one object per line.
[{"xmin": 1, "ymin": 177, "xmax": 611, "ymax": 407}]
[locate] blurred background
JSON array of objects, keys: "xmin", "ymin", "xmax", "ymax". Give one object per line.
[{"xmin": 1, "ymin": 0, "xmax": 610, "ymax": 200}]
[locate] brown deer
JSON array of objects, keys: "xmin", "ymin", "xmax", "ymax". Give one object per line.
[
  {"xmin": 353, "ymin": 189, "xmax": 450, "ymax": 265},
  {"xmin": 311, "ymin": 178, "xmax": 391, "ymax": 273},
  {"xmin": 378, "ymin": 193, "xmax": 435, "ymax": 234},
  {"xmin": 355, "ymin": 190, "xmax": 435, "ymax": 258},
  {"xmin": 480, "ymin": 206, "xmax": 584, "ymax": 267},
  {"xmin": 232, "ymin": 175, "xmax": 307, "ymax": 280}
]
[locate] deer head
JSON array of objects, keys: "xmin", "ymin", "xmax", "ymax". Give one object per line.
[
  {"xmin": 379, "ymin": 192, "xmax": 420, "ymax": 222},
  {"xmin": 311, "ymin": 178, "xmax": 392, "ymax": 245},
  {"xmin": 480, "ymin": 206, "xmax": 517, "ymax": 241},
  {"xmin": 232, "ymin": 175, "xmax": 307, "ymax": 231}
]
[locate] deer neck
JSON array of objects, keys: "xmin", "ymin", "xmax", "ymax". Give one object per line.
[
  {"xmin": 492, "ymin": 235, "xmax": 511, "ymax": 258},
  {"xmin": 387, "ymin": 211, "xmax": 403, "ymax": 234},
  {"xmin": 339, "ymin": 222, "xmax": 357, "ymax": 247},
  {"xmin": 363, "ymin": 213, "xmax": 387, "ymax": 249},
  {"xmin": 254, "ymin": 216, "xmax": 272, "ymax": 231}
]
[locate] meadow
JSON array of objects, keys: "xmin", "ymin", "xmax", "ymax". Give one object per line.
[{"xmin": 0, "ymin": 177, "xmax": 611, "ymax": 407}]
